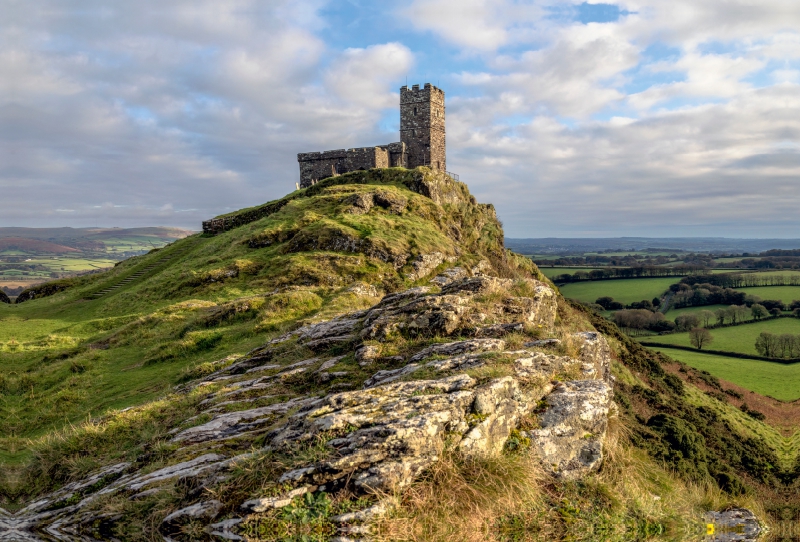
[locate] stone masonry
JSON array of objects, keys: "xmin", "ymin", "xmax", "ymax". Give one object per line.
[
  {"xmin": 401, "ymin": 83, "xmax": 445, "ymax": 171},
  {"xmin": 297, "ymin": 84, "xmax": 446, "ymax": 188}
]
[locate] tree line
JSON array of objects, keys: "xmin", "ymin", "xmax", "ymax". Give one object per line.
[
  {"xmin": 754, "ymin": 332, "xmax": 800, "ymax": 358},
  {"xmin": 680, "ymin": 272, "xmax": 800, "ymax": 288},
  {"xmin": 668, "ymin": 281, "xmax": 795, "ymax": 313},
  {"xmin": 612, "ymin": 303, "xmax": 799, "ymax": 335},
  {"xmin": 552, "ymin": 265, "xmax": 707, "ymax": 283}
]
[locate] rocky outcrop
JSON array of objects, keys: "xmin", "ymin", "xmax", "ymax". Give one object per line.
[
  {"xmin": 430, "ymin": 266, "xmax": 468, "ymax": 287},
  {"xmin": 405, "ymin": 252, "xmax": 456, "ymax": 281},
  {"xmin": 344, "ymin": 190, "xmax": 408, "ymax": 215},
  {"xmin": 3, "ymin": 271, "xmax": 621, "ymax": 541},
  {"xmin": 285, "ymin": 226, "xmax": 410, "ymax": 269}
]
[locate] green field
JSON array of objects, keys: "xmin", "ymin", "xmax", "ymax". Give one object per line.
[
  {"xmin": 0, "ymin": 228, "xmax": 193, "ymax": 294},
  {"xmin": 738, "ymin": 286, "xmax": 800, "ymax": 304},
  {"xmin": 559, "ymin": 277, "xmax": 678, "ymax": 305},
  {"xmin": 650, "ymin": 347, "xmax": 800, "ymax": 401},
  {"xmin": 642, "ymin": 318, "xmax": 800, "ymax": 355},
  {"xmin": 537, "ymin": 267, "xmax": 605, "ymax": 278}
]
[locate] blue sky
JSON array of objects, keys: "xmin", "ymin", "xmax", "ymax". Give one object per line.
[{"xmin": 3, "ymin": 0, "xmax": 800, "ymax": 237}]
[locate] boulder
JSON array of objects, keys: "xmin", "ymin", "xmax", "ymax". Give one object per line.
[
  {"xmin": 430, "ymin": 266, "xmax": 468, "ymax": 287},
  {"xmin": 172, "ymin": 398, "xmax": 315, "ymax": 444},
  {"xmin": 574, "ymin": 332, "xmax": 613, "ymax": 384},
  {"xmin": 361, "ymin": 293, "xmax": 469, "ymax": 341},
  {"xmin": 706, "ymin": 508, "xmax": 761, "ymax": 541},
  {"xmin": 344, "ymin": 193, "xmax": 374, "ymax": 214},
  {"xmin": 405, "ymin": 252, "xmax": 449, "ymax": 281},
  {"xmin": 528, "ymin": 380, "xmax": 612, "ymax": 479}
]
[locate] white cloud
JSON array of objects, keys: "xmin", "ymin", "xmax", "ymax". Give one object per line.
[
  {"xmin": 1, "ymin": 0, "xmax": 417, "ymax": 227},
  {"xmin": 4, "ymin": 0, "xmax": 800, "ymax": 238},
  {"xmin": 325, "ymin": 43, "xmax": 414, "ymax": 109}
]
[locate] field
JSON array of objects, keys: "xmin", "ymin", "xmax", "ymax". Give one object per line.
[
  {"xmin": 738, "ymin": 286, "xmax": 800, "ymax": 304},
  {"xmin": 558, "ymin": 277, "xmax": 678, "ymax": 305},
  {"xmin": 641, "ymin": 318, "xmax": 800, "ymax": 355},
  {"xmin": 651, "ymin": 347, "xmax": 800, "ymax": 401},
  {"xmin": 0, "ymin": 227, "xmax": 193, "ymax": 295},
  {"xmin": 537, "ymin": 267, "xmax": 605, "ymax": 278}
]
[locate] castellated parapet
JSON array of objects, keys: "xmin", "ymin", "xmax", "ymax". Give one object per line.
[
  {"xmin": 297, "ymin": 84, "xmax": 445, "ymax": 188},
  {"xmin": 401, "ymin": 83, "xmax": 445, "ymax": 171}
]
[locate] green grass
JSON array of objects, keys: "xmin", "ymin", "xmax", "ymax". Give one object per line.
[
  {"xmin": 650, "ymin": 347, "xmax": 800, "ymax": 401},
  {"xmin": 641, "ymin": 318, "xmax": 800, "ymax": 355},
  {"xmin": 559, "ymin": 277, "xmax": 678, "ymax": 305},
  {"xmin": 537, "ymin": 267, "xmax": 606, "ymax": 278},
  {"xmin": 737, "ymin": 286, "xmax": 800, "ymax": 304}
]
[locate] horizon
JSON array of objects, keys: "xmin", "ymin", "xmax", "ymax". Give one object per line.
[{"xmin": 4, "ymin": 1, "xmax": 800, "ymax": 237}]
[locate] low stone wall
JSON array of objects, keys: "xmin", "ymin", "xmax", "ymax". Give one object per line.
[{"xmin": 297, "ymin": 145, "xmax": 398, "ymax": 188}]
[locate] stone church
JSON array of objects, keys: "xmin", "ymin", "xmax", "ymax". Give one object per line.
[{"xmin": 297, "ymin": 83, "xmax": 446, "ymax": 188}]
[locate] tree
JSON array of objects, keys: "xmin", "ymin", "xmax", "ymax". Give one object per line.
[
  {"xmin": 652, "ymin": 297, "xmax": 662, "ymax": 308},
  {"xmin": 689, "ymin": 327, "xmax": 713, "ymax": 350},
  {"xmin": 733, "ymin": 304, "xmax": 750, "ymax": 323},
  {"xmin": 674, "ymin": 314, "xmax": 700, "ymax": 331},
  {"xmin": 755, "ymin": 332, "xmax": 778, "ymax": 357},
  {"xmin": 595, "ymin": 296, "xmax": 615, "ymax": 310},
  {"xmin": 761, "ymin": 299, "xmax": 785, "ymax": 312},
  {"xmin": 714, "ymin": 308, "xmax": 727, "ymax": 326},
  {"xmin": 699, "ymin": 309, "xmax": 715, "ymax": 328},
  {"xmin": 778, "ymin": 334, "xmax": 796, "ymax": 358},
  {"xmin": 750, "ymin": 304, "xmax": 768, "ymax": 320}
]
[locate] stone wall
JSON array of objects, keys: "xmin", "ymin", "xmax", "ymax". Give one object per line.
[
  {"xmin": 297, "ymin": 144, "xmax": 406, "ymax": 189},
  {"xmin": 400, "ymin": 83, "xmax": 445, "ymax": 172},
  {"xmin": 296, "ymin": 83, "xmax": 445, "ymax": 188},
  {"xmin": 297, "ymin": 149, "xmax": 348, "ymax": 188}
]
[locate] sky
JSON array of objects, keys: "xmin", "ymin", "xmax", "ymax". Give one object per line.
[{"xmin": 2, "ymin": 0, "xmax": 800, "ymax": 237}]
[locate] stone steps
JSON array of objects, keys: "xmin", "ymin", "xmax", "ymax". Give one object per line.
[{"xmin": 89, "ymin": 241, "xmax": 197, "ymax": 299}]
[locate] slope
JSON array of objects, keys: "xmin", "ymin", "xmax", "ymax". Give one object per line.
[{"xmin": 0, "ymin": 167, "xmax": 788, "ymax": 541}]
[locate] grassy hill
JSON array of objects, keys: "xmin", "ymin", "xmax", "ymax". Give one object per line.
[
  {"xmin": 1, "ymin": 168, "xmax": 508, "ymax": 454},
  {"xmin": 0, "ymin": 168, "xmax": 794, "ymax": 539}
]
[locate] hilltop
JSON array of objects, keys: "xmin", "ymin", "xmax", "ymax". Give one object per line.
[{"xmin": 0, "ymin": 168, "xmax": 787, "ymax": 540}]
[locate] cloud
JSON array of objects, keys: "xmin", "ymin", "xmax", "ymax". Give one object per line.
[
  {"xmin": 325, "ymin": 43, "xmax": 414, "ymax": 109},
  {"xmin": 453, "ymin": 83, "xmax": 800, "ymax": 236},
  {"xmin": 1, "ymin": 0, "xmax": 417, "ymax": 228},
  {"xmin": 3, "ymin": 0, "xmax": 800, "ymax": 238}
]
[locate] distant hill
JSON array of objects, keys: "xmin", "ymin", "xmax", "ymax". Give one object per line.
[
  {"xmin": 0, "ymin": 227, "xmax": 196, "ymax": 295},
  {"xmin": 506, "ymin": 237, "xmax": 800, "ymax": 254},
  {"xmin": 0, "ymin": 226, "xmax": 194, "ymax": 242},
  {"xmin": 0, "ymin": 238, "xmax": 79, "ymax": 254}
]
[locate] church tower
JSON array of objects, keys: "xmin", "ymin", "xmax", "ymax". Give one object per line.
[{"xmin": 400, "ymin": 83, "xmax": 446, "ymax": 171}]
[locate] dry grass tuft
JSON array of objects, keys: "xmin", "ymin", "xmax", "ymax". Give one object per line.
[{"xmin": 376, "ymin": 445, "xmax": 547, "ymax": 542}]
